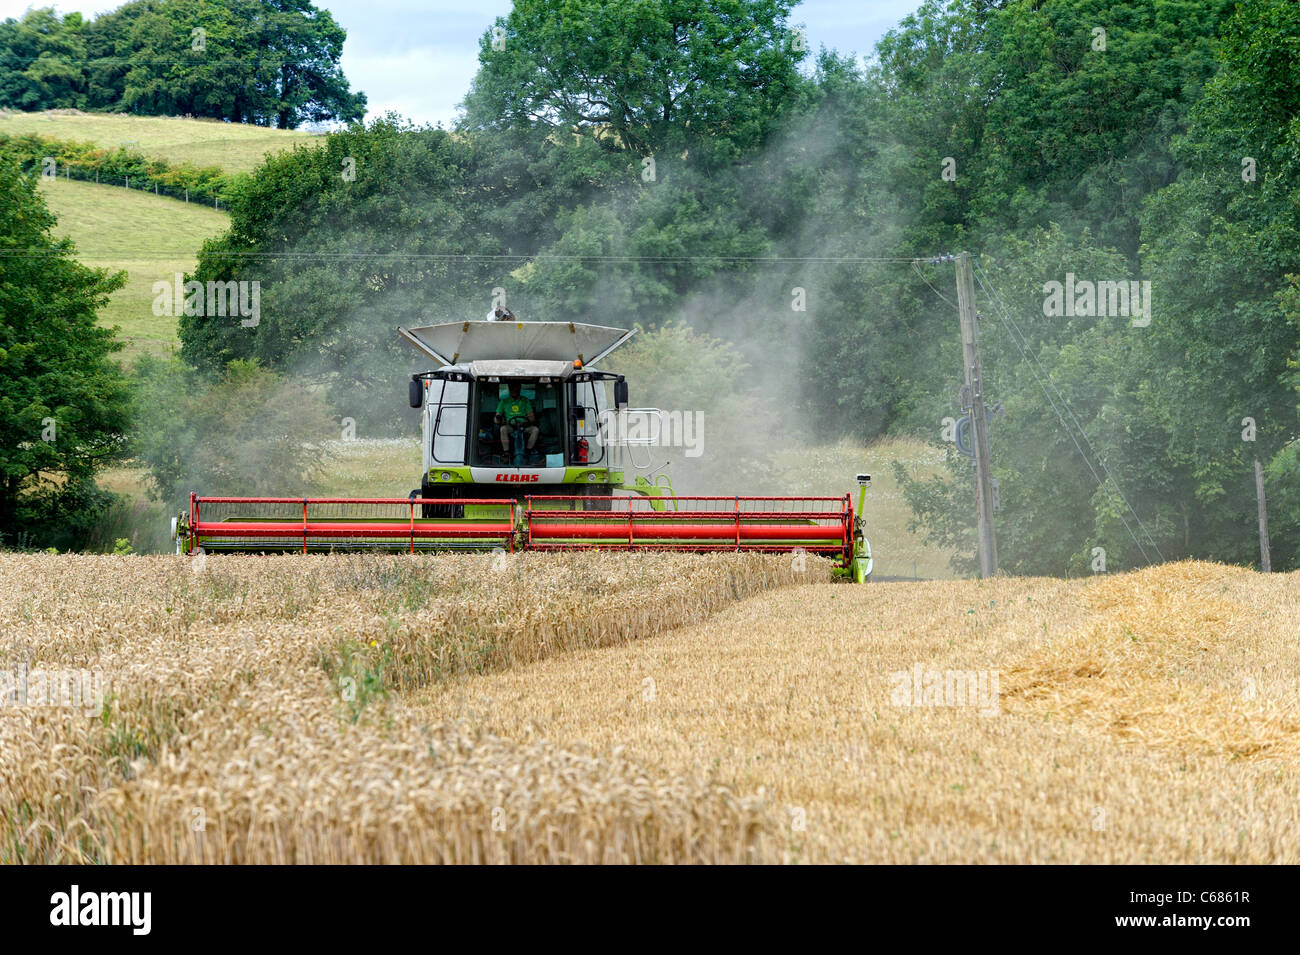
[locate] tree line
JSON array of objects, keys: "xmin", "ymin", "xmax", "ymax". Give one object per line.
[{"xmin": 0, "ymin": 0, "xmax": 364, "ymax": 128}]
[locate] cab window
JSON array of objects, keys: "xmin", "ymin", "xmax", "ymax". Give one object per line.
[{"xmin": 471, "ymin": 380, "xmax": 563, "ymax": 466}]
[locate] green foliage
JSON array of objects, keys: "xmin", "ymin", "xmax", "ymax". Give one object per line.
[
  {"xmin": 891, "ymin": 450, "xmax": 978, "ymax": 577},
  {"xmin": 0, "ymin": 156, "xmax": 130, "ymax": 549},
  {"xmin": 130, "ymin": 355, "xmax": 337, "ymax": 504},
  {"xmin": 0, "ymin": 8, "xmax": 87, "ymax": 110},
  {"xmin": 1138, "ymin": 0, "xmax": 1300, "ymax": 567},
  {"xmin": 0, "ymin": 1, "xmax": 365, "ymax": 127},
  {"xmin": 895, "ymin": 229, "xmax": 1172, "ymax": 575},
  {"xmin": 460, "ymin": 0, "xmax": 808, "ymax": 166},
  {"xmin": 183, "ymin": 116, "xmax": 646, "ymax": 432},
  {"xmin": 0, "ymin": 131, "xmax": 228, "ymax": 202},
  {"xmin": 968, "ymin": 0, "xmax": 1232, "ymax": 257}
]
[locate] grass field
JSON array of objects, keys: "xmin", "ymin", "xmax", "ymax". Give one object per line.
[
  {"xmin": 9, "ymin": 109, "xmax": 312, "ymax": 356},
  {"xmin": 37, "ymin": 177, "xmax": 229, "ymax": 356},
  {"xmin": 1, "ymin": 554, "xmax": 1294, "ymax": 863},
  {"xmin": 1, "ymin": 109, "xmax": 319, "ymax": 174}
]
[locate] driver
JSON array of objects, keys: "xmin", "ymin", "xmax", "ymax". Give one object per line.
[{"xmin": 496, "ymin": 381, "xmax": 540, "ymax": 455}]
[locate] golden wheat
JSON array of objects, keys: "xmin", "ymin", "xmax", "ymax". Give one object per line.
[
  {"xmin": 414, "ymin": 562, "xmax": 1300, "ymax": 863},
  {"xmin": 0, "ymin": 551, "xmax": 820, "ymax": 863},
  {"xmin": 6, "ymin": 554, "xmax": 1297, "ymax": 864}
]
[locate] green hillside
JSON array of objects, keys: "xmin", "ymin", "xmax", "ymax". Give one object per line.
[
  {"xmin": 7, "ymin": 111, "xmax": 308, "ymax": 357},
  {"xmin": 0, "ymin": 109, "xmax": 320, "ymax": 175},
  {"xmin": 37, "ymin": 177, "xmax": 229, "ymax": 356}
]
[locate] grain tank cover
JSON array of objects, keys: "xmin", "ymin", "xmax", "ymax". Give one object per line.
[{"xmin": 400, "ymin": 321, "xmax": 635, "ymax": 365}]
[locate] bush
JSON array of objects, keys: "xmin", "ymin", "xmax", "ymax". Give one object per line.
[
  {"xmin": 0, "ymin": 132, "xmax": 229, "ymax": 203},
  {"xmin": 131, "ymin": 355, "xmax": 339, "ymax": 505}
]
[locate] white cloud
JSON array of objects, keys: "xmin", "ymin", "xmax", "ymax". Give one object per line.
[{"xmin": 344, "ymin": 47, "xmax": 482, "ymax": 127}]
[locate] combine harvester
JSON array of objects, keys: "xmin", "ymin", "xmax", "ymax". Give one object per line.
[{"xmin": 174, "ymin": 319, "xmax": 873, "ymax": 581}]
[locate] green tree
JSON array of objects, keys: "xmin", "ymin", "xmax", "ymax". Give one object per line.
[
  {"xmin": 794, "ymin": 0, "xmax": 1236, "ymax": 438},
  {"xmin": 1140, "ymin": 0, "xmax": 1300, "ymax": 567},
  {"xmin": 132, "ymin": 356, "xmax": 337, "ymax": 502},
  {"xmin": 0, "ymin": 157, "xmax": 130, "ymax": 547},
  {"xmin": 80, "ymin": 0, "xmax": 366, "ymax": 126},
  {"xmin": 185, "ymin": 119, "xmax": 533, "ymax": 430},
  {"xmin": 894, "ymin": 230, "xmax": 1177, "ymax": 576},
  {"xmin": 460, "ymin": 0, "xmax": 808, "ymax": 166},
  {"xmin": 0, "ymin": 8, "xmax": 87, "ymax": 110},
  {"xmin": 181, "ymin": 114, "xmax": 652, "ymax": 430}
]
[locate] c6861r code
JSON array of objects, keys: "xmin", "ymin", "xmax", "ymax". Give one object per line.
[{"xmin": 1200, "ymin": 892, "xmax": 1250, "ymax": 903}]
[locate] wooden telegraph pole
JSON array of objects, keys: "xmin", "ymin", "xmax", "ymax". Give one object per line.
[
  {"xmin": 954, "ymin": 252, "xmax": 998, "ymax": 577},
  {"xmin": 1255, "ymin": 458, "xmax": 1272, "ymax": 572}
]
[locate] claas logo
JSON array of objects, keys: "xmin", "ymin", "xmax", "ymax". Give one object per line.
[{"xmin": 495, "ymin": 473, "xmax": 540, "ymax": 482}]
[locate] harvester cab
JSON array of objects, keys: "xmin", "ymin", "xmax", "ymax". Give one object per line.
[
  {"xmin": 175, "ymin": 316, "xmax": 871, "ymax": 582},
  {"xmin": 398, "ymin": 319, "xmax": 655, "ymax": 514}
]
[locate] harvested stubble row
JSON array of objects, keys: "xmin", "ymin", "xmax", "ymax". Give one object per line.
[
  {"xmin": 415, "ymin": 561, "xmax": 1300, "ymax": 863},
  {"xmin": 0, "ymin": 552, "xmax": 824, "ymax": 863}
]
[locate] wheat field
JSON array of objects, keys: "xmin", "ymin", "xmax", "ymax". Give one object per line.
[
  {"xmin": 0, "ymin": 552, "xmax": 818, "ymax": 863},
  {"xmin": 2, "ymin": 553, "xmax": 1296, "ymax": 863},
  {"xmin": 413, "ymin": 560, "xmax": 1300, "ymax": 863}
]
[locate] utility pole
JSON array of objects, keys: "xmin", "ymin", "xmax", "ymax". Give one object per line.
[
  {"xmin": 1255, "ymin": 458, "xmax": 1272, "ymax": 572},
  {"xmin": 954, "ymin": 252, "xmax": 998, "ymax": 577}
]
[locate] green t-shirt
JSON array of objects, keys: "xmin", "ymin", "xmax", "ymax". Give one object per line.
[{"xmin": 496, "ymin": 394, "xmax": 534, "ymax": 421}]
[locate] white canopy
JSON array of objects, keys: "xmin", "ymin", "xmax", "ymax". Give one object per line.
[{"xmin": 400, "ymin": 321, "xmax": 635, "ymax": 366}]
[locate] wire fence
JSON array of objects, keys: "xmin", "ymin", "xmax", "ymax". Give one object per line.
[{"xmin": 19, "ymin": 160, "xmax": 224, "ymax": 209}]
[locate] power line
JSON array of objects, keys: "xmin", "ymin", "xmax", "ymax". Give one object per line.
[
  {"xmin": 912, "ymin": 259, "xmax": 958, "ymax": 309},
  {"xmin": 975, "ymin": 263, "xmax": 1159, "ymax": 563},
  {"xmin": 972, "ymin": 260, "xmax": 1164, "ymax": 564},
  {"xmin": 0, "ymin": 250, "xmax": 929, "ymax": 264}
]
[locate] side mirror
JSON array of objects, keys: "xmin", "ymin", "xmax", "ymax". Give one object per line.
[
  {"xmin": 409, "ymin": 378, "xmax": 424, "ymax": 409},
  {"xmin": 614, "ymin": 379, "xmax": 629, "ymax": 410}
]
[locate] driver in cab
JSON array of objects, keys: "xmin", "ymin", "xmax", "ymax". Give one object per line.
[{"xmin": 496, "ymin": 381, "xmax": 539, "ymax": 456}]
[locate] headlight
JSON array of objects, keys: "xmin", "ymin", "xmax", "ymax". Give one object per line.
[{"xmin": 442, "ymin": 472, "xmax": 452, "ymax": 482}]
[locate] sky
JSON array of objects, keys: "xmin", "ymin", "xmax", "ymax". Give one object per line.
[{"xmin": 1, "ymin": 0, "xmax": 925, "ymax": 128}]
